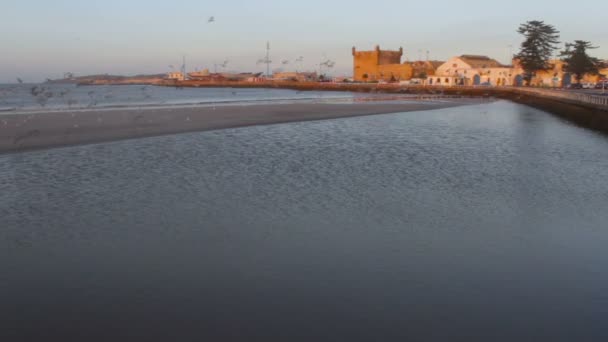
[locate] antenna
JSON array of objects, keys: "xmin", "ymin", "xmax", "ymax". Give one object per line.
[{"xmin": 266, "ymin": 41, "xmax": 271, "ymax": 77}]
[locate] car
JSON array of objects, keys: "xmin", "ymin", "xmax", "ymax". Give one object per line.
[
  {"xmin": 567, "ymin": 83, "xmax": 583, "ymax": 89},
  {"xmin": 595, "ymin": 81, "xmax": 608, "ymax": 89},
  {"xmin": 582, "ymin": 82, "xmax": 595, "ymax": 89}
]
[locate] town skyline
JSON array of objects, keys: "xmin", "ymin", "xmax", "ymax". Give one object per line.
[{"xmin": 2, "ymin": 0, "xmax": 607, "ymax": 83}]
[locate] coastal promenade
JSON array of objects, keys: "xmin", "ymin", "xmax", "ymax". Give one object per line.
[
  {"xmin": 162, "ymin": 80, "xmax": 608, "ymax": 109},
  {"xmin": 504, "ymin": 87, "xmax": 608, "ymax": 108}
]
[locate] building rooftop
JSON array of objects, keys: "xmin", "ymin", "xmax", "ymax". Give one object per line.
[
  {"xmin": 410, "ymin": 60, "xmax": 444, "ymax": 69},
  {"xmin": 459, "ymin": 55, "xmax": 503, "ymax": 68}
]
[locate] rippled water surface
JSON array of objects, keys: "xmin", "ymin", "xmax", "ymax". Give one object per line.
[
  {"xmin": 2, "ymin": 101, "xmax": 608, "ymax": 341},
  {"xmin": 0, "ymin": 84, "xmax": 377, "ymax": 112}
]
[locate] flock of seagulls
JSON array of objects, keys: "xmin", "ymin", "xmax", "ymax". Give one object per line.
[
  {"xmin": 218, "ymin": 60, "xmax": 229, "ymax": 68},
  {"xmin": 3, "ymin": 14, "xmax": 340, "ymax": 148},
  {"xmin": 320, "ymin": 59, "xmax": 336, "ymax": 68},
  {"xmin": 204, "ymin": 16, "xmax": 335, "ymax": 72},
  {"xmin": 3, "ymin": 82, "xmax": 160, "ymax": 147},
  {"xmin": 0, "ymin": 81, "xmax": 155, "ymax": 111}
]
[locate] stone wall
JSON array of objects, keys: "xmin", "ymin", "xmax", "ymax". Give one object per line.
[
  {"xmin": 353, "ymin": 46, "xmax": 406, "ymax": 82},
  {"xmin": 378, "ymin": 64, "xmax": 413, "ymax": 81}
]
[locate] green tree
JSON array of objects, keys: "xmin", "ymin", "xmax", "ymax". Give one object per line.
[
  {"xmin": 515, "ymin": 20, "xmax": 560, "ymax": 85},
  {"xmin": 560, "ymin": 41, "xmax": 602, "ymax": 84}
]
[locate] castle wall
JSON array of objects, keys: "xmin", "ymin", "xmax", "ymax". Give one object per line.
[
  {"xmin": 378, "ymin": 64, "xmax": 413, "ymax": 81},
  {"xmin": 352, "ymin": 46, "xmax": 405, "ymax": 82},
  {"xmin": 378, "ymin": 51, "xmax": 402, "ymax": 65},
  {"xmin": 353, "ymin": 50, "xmax": 380, "ymax": 81}
]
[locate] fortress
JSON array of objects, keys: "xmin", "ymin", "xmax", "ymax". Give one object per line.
[{"xmin": 352, "ymin": 46, "xmax": 413, "ymax": 82}]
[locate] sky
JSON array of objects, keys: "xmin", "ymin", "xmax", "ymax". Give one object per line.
[{"xmin": 1, "ymin": 0, "xmax": 607, "ymax": 83}]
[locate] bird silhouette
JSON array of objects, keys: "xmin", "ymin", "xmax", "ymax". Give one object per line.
[
  {"xmin": 208, "ymin": 16, "xmax": 215, "ymax": 23},
  {"xmin": 16, "ymin": 78, "xmax": 23, "ymax": 84}
]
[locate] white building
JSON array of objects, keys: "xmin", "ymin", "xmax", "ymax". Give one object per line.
[
  {"xmin": 166, "ymin": 72, "xmax": 185, "ymax": 81},
  {"xmin": 429, "ymin": 55, "xmax": 518, "ymax": 86}
]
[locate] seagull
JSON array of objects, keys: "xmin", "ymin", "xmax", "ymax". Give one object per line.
[
  {"xmin": 16, "ymin": 78, "xmax": 23, "ymax": 84},
  {"xmin": 208, "ymin": 16, "xmax": 215, "ymax": 23},
  {"xmin": 281, "ymin": 60, "xmax": 289, "ymax": 65}
]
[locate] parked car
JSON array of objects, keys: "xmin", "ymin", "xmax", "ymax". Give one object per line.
[
  {"xmin": 567, "ymin": 83, "xmax": 583, "ymax": 89},
  {"xmin": 582, "ymin": 83, "xmax": 595, "ymax": 89},
  {"xmin": 595, "ymin": 81, "xmax": 608, "ymax": 89}
]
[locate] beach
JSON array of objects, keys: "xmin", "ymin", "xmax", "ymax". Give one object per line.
[{"xmin": 0, "ymin": 99, "xmax": 483, "ymax": 153}]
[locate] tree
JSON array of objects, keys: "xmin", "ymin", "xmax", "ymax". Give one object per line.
[
  {"xmin": 560, "ymin": 41, "xmax": 602, "ymax": 84},
  {"xmin": 515, "ymin": 20, "xmax": 560, "ymax": 85}
]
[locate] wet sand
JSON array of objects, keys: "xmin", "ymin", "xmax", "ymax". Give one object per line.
[{"xmin": 0, "ymin": 99, "xmax": 483, "ymax": 153}]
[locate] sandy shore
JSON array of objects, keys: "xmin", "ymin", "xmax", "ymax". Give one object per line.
[{"xmin": 0, "ymin": 99, "xmax": 483, "ymax": 153}]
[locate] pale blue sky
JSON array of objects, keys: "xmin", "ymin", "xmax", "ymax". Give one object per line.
[{"xmin": 1, "ymin": 0, "xmax": 606, "ymax": 82}]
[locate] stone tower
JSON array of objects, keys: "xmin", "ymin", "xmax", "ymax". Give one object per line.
[{"xmin": 352, "ymin": 45, "xmax": 410, "ymax": 82}]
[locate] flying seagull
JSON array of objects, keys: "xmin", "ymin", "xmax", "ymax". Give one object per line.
[
  {"xmin": 17, "ymin": 78, "xmax": 23, "ymax": 84},
  {"xmin": 208, "ymin": 16, "xmax": 215, "ymax": 23}
]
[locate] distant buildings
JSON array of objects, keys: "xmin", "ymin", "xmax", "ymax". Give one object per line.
[
  {"xmin": 519, "ymin": 60, "xmax": 608, "ymax": 87},
  {"xmin": 352, "ymin": 45, "xmax": 606, "ymax": 87},
  {"xmin": 187, "ymin": 69, "xmax": 263, "ymax": 82},
  {"xmin": 273, "ymin": 71, "xmax": 318, "ymax": 82},
  {"xmin": 166, "ymin": 72, "xmax": 185, "ymax": 81}
]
